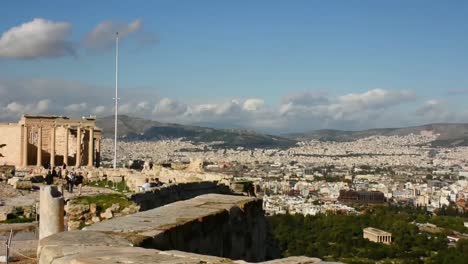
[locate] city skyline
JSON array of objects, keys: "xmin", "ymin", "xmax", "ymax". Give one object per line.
[{"xmin": 1, "ymin": 0, "xmax": 467, "ymax": 133}]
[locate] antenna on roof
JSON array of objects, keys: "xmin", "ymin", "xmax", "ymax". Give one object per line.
[{"xmin": 113, "ymin": 32, "xmax": 119, "ymax": 169}]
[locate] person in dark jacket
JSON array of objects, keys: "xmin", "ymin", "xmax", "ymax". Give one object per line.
[
  {"xmin": 75, "ymin": 172, "xmax": 84, "ymax": 195},
  {"xmin": 45, "ymin": 169, "xmax": 53, "ymax": 185}
]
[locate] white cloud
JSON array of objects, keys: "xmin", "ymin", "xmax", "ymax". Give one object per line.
[
  {"xmin": 84, "ymin": 19, "xmax": 145, "ymax": 50},
  {"xmin": 153, "ymin": 98, "xmax": 187, "ymax": 116},
  {"xmin": 243, "ymin": 98, "xmax": 264, "ymax": 111},
  {"xmin": 0, "ymin": 18, "xmax": 74, "ymax": 59},
  {"xmin": 1, "ymin": 99, "xmax": 50, "ymax": 120},
  {"xmin": 338, "ymin": 89, "xmax": 415, "ymax": 109},
  {"xmin": 1, "ymin": 79, "xmax": 465, "ymax": 133}
]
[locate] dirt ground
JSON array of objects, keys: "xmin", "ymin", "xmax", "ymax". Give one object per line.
[
  {"xmin": 0, "ymin": 182, "xmax": 120, "ymax": 263},
  {"xmin": 0, "ymin": 240, "xmax": 37, "ymax": 263},
  {"xmin": 0, "ymin": 181, "xmax": 120, "ymax": 207}
]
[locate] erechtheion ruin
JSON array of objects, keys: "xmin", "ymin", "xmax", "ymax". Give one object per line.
[{"xmin": 0, "ymin": 115, "xmax": 102, "ymax": 168}]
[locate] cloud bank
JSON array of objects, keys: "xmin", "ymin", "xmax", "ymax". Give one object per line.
[
  {"xmin": 0, "ymin": 18, "xmax": 156, "ymax": 59},
  {"xmin": 0, "ymin": 18, "xmax": 74, "ymax": 59},
  {"xmin": 0, "ymin": 77, "xmax": 465, "ymax": 133}
]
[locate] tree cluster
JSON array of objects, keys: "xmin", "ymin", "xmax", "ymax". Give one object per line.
[{"xmin": 268, "ymin": 205, "xmax": 468, "ymax": 263}]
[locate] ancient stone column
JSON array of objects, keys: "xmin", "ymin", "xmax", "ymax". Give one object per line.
[
  {"xmin": 37, "ymin": 127, "xmax": 42, "ymax": 167},
  {"xmin": 50, "ymin": 126, "xmax": 56, "ymax": 168},
  {"xmin": 39, "ymin": 185, "xmax": 64, "ymax": 240},
  {"xmin": 76, "ymin": 127, "xmax": 82, "ymax": 167},
  {"xmin": 88, "ymin": 128, "xmax": 94, "ymax": 166},
  {"xmin": 22, "ymin": 125, "xmax": 28, "ymax": 167},
  {"xmin": 64, "ymin": 127, "xmax": 69, "ymax": 166}
]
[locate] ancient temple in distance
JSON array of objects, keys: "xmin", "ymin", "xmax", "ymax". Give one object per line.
[{"xmin": 0, "ymin": 115, "xmax": 102, "ymax": 168}]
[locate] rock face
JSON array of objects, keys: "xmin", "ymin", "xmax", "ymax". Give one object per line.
[
  {"xmin": 65, "ymin": 200, "xmax": 139, "ymax": 230},
  {"xmin": 130, "ymin": 181, "xmax": 233, "ymax": 211},
  {"xmin": 37, "ymin": 194, "xmax": 326, "ymax": 264}
]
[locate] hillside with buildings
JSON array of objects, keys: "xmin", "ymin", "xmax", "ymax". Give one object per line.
[
  {"xmin": 286, "ymin": 123, "xmax": 468, "ymax": 147},
  {"xmin": 97, "ymin": 115, "xmax": 296, "ymax": 148}
]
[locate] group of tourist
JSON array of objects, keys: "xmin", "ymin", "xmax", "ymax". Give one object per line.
[
  {"xmin": 140, "ymin": 177, "xmax": 163, "ymax": 191},
  {"xmin": 44, "ymin": 164, "xmax": 84, "ymax": 195}
]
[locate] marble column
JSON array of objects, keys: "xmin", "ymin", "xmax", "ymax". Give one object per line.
[
  {"xmin": 88, "ymin": 128, "xmax": 94, "ymax": 166},
  {"xmin": 37, "ymin": 127, "xmax": 42, "ymax": 167},
  {"xmin": 22, "ymin": 125, "xmax": 28, "ymax": 167},
  {"xmin": 39, "ymin": 185, "xmax": 64, "ymax": 240},
  {"xmin": 76, "ymin": 127, "xmax": 81, "ymax": 167},
  {"xmin": 50, "ymin": 126, "xmax": 56, "ymax": 168},
  {"xmin": 63, "ymin": 127, "xmax": 69, "ymax": 166}
]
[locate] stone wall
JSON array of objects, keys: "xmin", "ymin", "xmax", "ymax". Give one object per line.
[
  {"xmin": 0, "ymin": 124, "xmax": 22, "ymax": 166},
  {"xmin": 129, "ymin": 181, "xmax": 233, "ymax": 211},
  {"xmin": 37, "ymin": 194, "xmax": 328, "ymax": 264},
  {"xmin": 86, "ymin": 194, "xmax": 277, "ymax": 262}
]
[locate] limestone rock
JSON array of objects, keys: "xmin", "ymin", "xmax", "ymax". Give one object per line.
[
  {"xmin": 0, "ymin": 206, "xmax": 14, "ymax": 221},
  {"xmin": 14, "ymin": 180, "xmax": 32, "ymax": 190},
  {"xmin": 100, "ymin": 208, "xmax": 113, "ymax": 219},
  {"xmin": 67, "ymin": 220, "xmax": 81, "ymax": 230},
  {"xmin": 90, "ymin": 203, "xmax": 97, "ymax": 214},
  {"xmin": 7, "ymin": 177, "xmax": 20, "ymax": 186},
  {"xmin": 121, "ymin": 204, "xmax": 140, "ymax": 215},
  {"xmin": 109, "ymin": 203, "xmax": 120, "ymax": 213},
  {"xmin": 65, "ymin": 203, "xmax": 90, "ymax": 218},
  {"xmin": 91, "ymin": 216, "xmax": 101, "ymax": 223},
  {"xmin": 23, "ymin": 205, "xmax": 35, "ymax": 218}
]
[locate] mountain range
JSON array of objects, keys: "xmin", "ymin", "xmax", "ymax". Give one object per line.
[
  {"xmin": 96, "ymin": 115, "xmax": 295, "ymax": 148},
  {"xmin": 97, "ymin": 116, "xmax": 468, "ymax": 148},
  {"xmin": 286, "ymin": 123, "xmax": 468, "ymax": 147}
]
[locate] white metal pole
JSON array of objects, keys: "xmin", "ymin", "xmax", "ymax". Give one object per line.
[{"xmin": 113, "ymin": 32, "xmax": 119, "ymax": 169}]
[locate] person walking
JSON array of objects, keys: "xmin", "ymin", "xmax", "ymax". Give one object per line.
[
  {"xmin": 66, "ymin": 171, "xmax": 75, "ymax": 193},
  {"xmin": 75, "ymin": 172, "xmax": 84, "ymax": 196}
]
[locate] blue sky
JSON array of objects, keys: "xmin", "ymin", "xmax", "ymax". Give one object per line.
[{"xmin": 0, "ymin": 0, "xmax": 467, "ymax": 133}]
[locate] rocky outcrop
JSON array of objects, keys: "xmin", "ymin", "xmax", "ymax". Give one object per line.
[
  {"xmin": 65, "ymin": 200, "xmax": 139, "ymax": 230},
  {"xmin": 130, "ymin": 181, "xmax": 233, "ymax": 211},
  {"xmin": 38, "ymin": 194, "xmax": 324, "ymax": 264}
]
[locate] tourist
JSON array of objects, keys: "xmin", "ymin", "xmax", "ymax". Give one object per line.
[
  {"xmin": 66, "ymin": 171, "xmax": 76, "ymax": 193},
  {"xmin": 57, "ymin": 167, "xmax": 62, "ymax": 179},
  {"xmin": 75, "ymin": 172, "xmax": 84, "ymax": 196},
  {"xmin": 45, "ymin": 169, "xmax": 53, "ymax": 185},
  {"xmin": 141, "ymin": 178, "xmax": 151, "ymax": 191},
  {"xmin": 149, "ymin": 178, "xmax": 157, "ymax": 188},
  {"xmin": 154, "ymin": 178, "xmax": 163, "ymax": 187}
]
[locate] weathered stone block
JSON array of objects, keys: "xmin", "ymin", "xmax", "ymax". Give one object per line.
[
  {"xmin": 100, "ymin": 208, "xmax": 113, "ymax": 219},
  {"xmin": 14, "ymin": 180, "xmax": 32, "ymax": 190},
  {"xmin": 0, "ymin": 206, "xmax": 14, "ymax": 221}
]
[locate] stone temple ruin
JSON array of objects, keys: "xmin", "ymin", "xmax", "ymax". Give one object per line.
[{"xmin": 0, "ymin": 115, "xmax": 102, "ymax": 168}]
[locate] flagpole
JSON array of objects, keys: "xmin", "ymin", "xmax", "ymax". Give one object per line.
[{"xmin": 113, "ymin": 32, "xmax": 119, "ymax": 169}]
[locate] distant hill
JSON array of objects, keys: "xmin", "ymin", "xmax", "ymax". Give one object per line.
[
  {"xmin": 96, "ymin": 115, "xmax": 296, "ymax": 148},
  {"xmin": 286, "ymin": 123, "xmax": 468, "ymax": 147}
]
